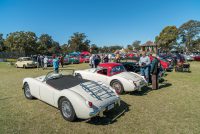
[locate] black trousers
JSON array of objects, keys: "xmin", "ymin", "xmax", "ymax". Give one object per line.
[{"xmin": 152, "ymin": 74, "xmax": 158, "ymax": 89}]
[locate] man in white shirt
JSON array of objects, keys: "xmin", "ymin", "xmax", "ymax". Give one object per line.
[
  {"xmin": 43, "ymin": 56, "xmax": 48, "ymax": 70},
  {"xmin": 108, "ymin": 54, "xmax": 112, "ymax": 62},
  {"xmin": 139, "ymin": 51, "xmax": 151, "ymax": 83}
]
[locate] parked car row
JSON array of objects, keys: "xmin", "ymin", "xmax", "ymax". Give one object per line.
[
  {"xmin": 23, "ymin": 52, "xmax": 191, "ymax": 122},
  {"xmin": 15, "ymin": 55, "xmax": 91, "ymax": 68},
  {"xmin": 22, "ymin": 62, "xmax": 148, "ymax": 122}
]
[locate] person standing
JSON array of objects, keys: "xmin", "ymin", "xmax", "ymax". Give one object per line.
[
  {"xmin": 37, "ymin": 54, "xmax": 41, "ymax": 69},
  {"xmin": 43, "ymin": 56, "xmax": 48, "ymax": 70},
  {"xmin": 60, "ymin": 55, "xmax": 64, "ymax": 67},
  {"xmin": 53, "ymin": 55, "xmax": 59, "ymax": 73},
  {"xmin": 108, "ymin": 54, "xmax": 112, "ymax": 62},
  {"xmin": 139, "ymin": 51, "xmax": 151, "ymax": 83},
  {"xmin": 150, "ymin": 57, "xmax": 160, "ymax": 90},
  {"xmin": 94, "ymin": 55, "xmax": 99, "ymax": 68},
  {"xmin": 116, "ymin": 53, "xmax": 120, "ymax": 63},
  {"xmin": 103, "ymin": 55, "xmax": 109, "ymax": 63},
  {"xmin": 89, "ymin": 54, "xmax": 94, "ymax": 68}
]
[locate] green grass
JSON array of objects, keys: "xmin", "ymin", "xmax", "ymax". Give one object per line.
[{"xmin": 0, "ymin": 62, "xmax": 200, "ymax": 134}]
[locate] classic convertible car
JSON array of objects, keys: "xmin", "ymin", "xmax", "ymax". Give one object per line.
[
  {"xmin": 74, "ymin": 63, "xmax": 147, "ymax": 94},
  {"xmin": 22, "ymin": 70, "xmax": 120, "ymax": 122}
]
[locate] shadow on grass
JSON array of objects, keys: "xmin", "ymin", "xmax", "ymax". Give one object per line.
[
  {"xmin": 85, "ymin": 100, "xmax": 130, "ymax": 125},
  {"xmin": 130, "ymin": 82, "xmax": 172, "ymax": 96},
  {"xmin": 159, "ymin": 83, "xmax": 172, "ymax": 89},
  {"xmin": 130, "ymin": 86, "xmax": 152, "ymax": 96}
]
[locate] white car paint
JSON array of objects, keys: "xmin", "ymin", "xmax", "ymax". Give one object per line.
[
  {"xmin": 74, "ymin": 68, "xmax": 147, "ymax": 92},
  {"xmin": 23, "ymin": 73, "xmax": 120, "ymax": 120}
]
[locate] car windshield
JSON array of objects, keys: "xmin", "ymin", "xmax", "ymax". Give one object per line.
[
  {"xmin": 111, "ymin": 65, "xmax": 126, "ymax": 75},
  {"xmin": 44, "ymin": 69, "xmax": 75, "ymax": 81},
  {"xmin": 22, "ymin": 58, "xmax": 31, "ymax": 61}
]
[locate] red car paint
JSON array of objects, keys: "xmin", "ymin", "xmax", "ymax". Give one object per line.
[
  {"xmin": 127, "ymin": 53, "xmax": 135, "ymax": 58},
  {"xmin": 79, "ymin": 55, "xmax": 90, "ymax": 63},
  {"xmin": 98, "ymin": 63, "xmax": 124, "ymax": 76},
  {"xmin": 149, "ymin": 56, "xmax": 170, "ymax": 70},
  {"xmin": 194, "ymin": 55, "xmax": 200, "ymax": 61}
]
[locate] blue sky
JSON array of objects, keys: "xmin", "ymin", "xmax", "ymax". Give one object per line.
[{"xmin": 0, "ymin": 0, "xmax": 200, "ymax": 47}]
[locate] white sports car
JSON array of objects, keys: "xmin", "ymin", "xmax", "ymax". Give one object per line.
[
  {"xmin": 22, "ymin": 70, "xmax": 120, "ymax": 122},
  {"xmin": 74, "ymin": 63, "xmax": 147, "ymax": 94}
]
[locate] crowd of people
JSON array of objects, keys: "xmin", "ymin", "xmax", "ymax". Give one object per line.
[
  {"xmin": 31, "ymin": 54, "xmax": 64, "ymax": 71},
  {"xmin": 88, "ymin": 52, "xmax": 160, "ymax": 90},
  {"xmin": 33, "ymin": 52, "xmax": 161, "ymax": 90},
  {"xmin": 139, "ymin": 52, "xmax": 161, "ymax": 90}
]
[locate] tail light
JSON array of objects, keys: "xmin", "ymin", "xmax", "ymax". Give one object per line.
[{"xmin": 86, "ymin": 101, "xmax": 93, "ymax": 108}]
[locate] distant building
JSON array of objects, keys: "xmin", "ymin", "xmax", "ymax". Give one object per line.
[{"xmin": 141, "ymin": 41, "xmax": 157, "ymax": 53}]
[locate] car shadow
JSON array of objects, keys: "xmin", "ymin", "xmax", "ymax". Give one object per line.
[
  {"xmin": 158, "ymin": 83, "xmax": 172, "ymax": 89},
  {"xmin": 130, "ymin": 86, "xmax": 152, "ymax": 96},
  {"xmin": 130, "ymin": 82, "xmax": 172, "ymax": 96},
  {"xmin": 85, "ymin": 100, "xmax": 130, "ymax": 125}
]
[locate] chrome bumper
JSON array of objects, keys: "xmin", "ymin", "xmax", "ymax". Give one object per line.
[{"xmin": 89, "ymin": 98, "xmax": 121, "ymax": 117}]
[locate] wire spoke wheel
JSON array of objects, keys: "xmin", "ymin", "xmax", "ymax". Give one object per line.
[
  {"xmin": 59, "ymin": 98, "xmax": 76, "ymax": 121},
  {"xmin": 61, "ymin": 101, "xmax": 72, "ymax": 118},
  {"xmin": 111, "ymin": 81, "xmax": 124, "ymax": 94},
  {"xmin": 23, "ymin": 83, "xmax": 33, "ymax": 99}
]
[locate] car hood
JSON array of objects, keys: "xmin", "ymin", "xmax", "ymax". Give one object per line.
[
  {"xmin": 115, "ymin": 72, "xmax": 143, "ymax": 82},
  {"xmin": 69, "ymin": 81, "xmax": 119, "ymax": 107}
]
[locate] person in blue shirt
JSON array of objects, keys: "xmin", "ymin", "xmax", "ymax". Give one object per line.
[{"xmin": 52, "ymin": 55, "xmax": 59, "ymax": 73}]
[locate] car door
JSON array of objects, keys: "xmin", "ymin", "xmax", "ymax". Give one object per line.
[
  {"xmin": 39, "ymin": 82, "xmax": 55, "ymax": 106},
  {"xmin": 95, "ymin": 69, "xmax": 109, "ymax": 84}
]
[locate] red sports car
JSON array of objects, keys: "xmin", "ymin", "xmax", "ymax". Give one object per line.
[
  {"xmin": 79, "ymin": 55, "xmax": 90, "ymax": 63},
  {"xmin": 149, "ymin": 56, "xmax": 173, "ymax": 71}
]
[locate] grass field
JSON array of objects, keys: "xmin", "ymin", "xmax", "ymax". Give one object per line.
[{"xmin": 0, "ymin": 62, "xmax": 200, "ymax": 134}]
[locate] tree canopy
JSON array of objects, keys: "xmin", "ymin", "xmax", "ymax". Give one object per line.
[
  {"xmin": 0, "ymin": 33, "xmax": 5, "ymax": 52},
  {"xmin": 179, "ymin": 20, "xmax": 200, "ymax": 51},
  {"xmin": 132, "ymin": 40, "xmax": 141, "ymax": 51},
  {"xmin": 155, "ymin": 26, "xmax": 179, "ymax": 50},
  {"xmin": 67, "ymin": 32, "xmax": 90, "ymax": 52},
  {"xmin": 4, "ymin": 31, "xmax": 38, "ymax": 55}
]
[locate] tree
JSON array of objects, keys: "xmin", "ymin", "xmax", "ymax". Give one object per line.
[
  {"xmin": 61, "ymin": 43, "xmax": 70, "ymax": 53},
  {"xmin": 0, "ymin": 33, "xmax": 5, "ymax": 52},
  {"xmin": 179, "ymin": 20, "xmax": 200, "ymax": 51},
  {"xmin": 67, "ymin": 32, "xmax": 90, "ymax": 52},
  {"xmin": 192, "ymin": 38, "xmax": 200, "ymax": 51},
  {"xmin": 49, "ymin": 41, "xmax": 61, "ymax": 54},
  {"xmin": 4, "ymin": 31, "xmax": 37, "ymax": 55},
  {"xmin": 132, "ymin": 40, "xmax": 141, "ymax": 51},
  {"xmin": 155, "ymin": 26, "xmax": 179, "ymax": 50},
  {"xmin": 37, "ymin": 34, "xmax": 55, "ymax": 54},
  {"xmin": 90, "ymin": 44, "xmax": 99, "ymax": 54},
  {"xmin": 127, "ymin": 44, "xmax": 133, "ymax": 50}
]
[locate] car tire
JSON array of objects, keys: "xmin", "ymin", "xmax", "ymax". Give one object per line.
[
  {"xmin": 111, "ymin": 80, "xmax": 124, "ymax": 94},
  {"xmin": 59, "ymin": 97, "xmax": 77, "ymax": 122},
  {"xmin": 23, "ymin": 83, "xmax": 34, "ymax": 100},
  {"xmin": 15, "ymin": 64, "xmax": 18, "ymax": 68},
  {"xmin": 75, "ymin": 74, "xmax": 82, "ymax": 79}
]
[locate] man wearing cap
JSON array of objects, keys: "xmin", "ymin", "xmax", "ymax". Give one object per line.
[{"xmin": 139, "ymin": 51, "xmax": 151, "ymax": 83}]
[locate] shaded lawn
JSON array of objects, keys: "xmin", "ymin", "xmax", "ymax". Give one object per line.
[{"xmin": 0, "ymin": 62, "xmax": 200, "ymax": 134}]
